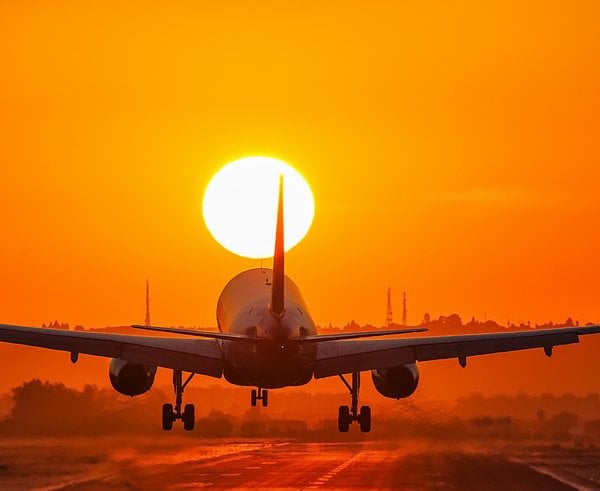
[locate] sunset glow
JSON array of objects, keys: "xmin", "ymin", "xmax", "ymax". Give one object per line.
[
  {"xmin": 1, "ymin": 6, "xmax": 600, "ymax": 477},
  {"xmin": 0, "ymin": 1, "xmax": 598, "ymax": 331}
]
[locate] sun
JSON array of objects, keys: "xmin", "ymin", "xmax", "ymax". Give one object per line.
[{"xmin": 202, "ymin": 157, "xmax": 315, "ymax": 259}]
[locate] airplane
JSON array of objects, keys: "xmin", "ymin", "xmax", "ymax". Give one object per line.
[{"xmin": 1, "ymin": 177, "xmax": 599, "ymax": 433}]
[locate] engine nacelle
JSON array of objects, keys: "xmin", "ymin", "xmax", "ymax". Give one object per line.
[
  {"xmin": 109, "ymin": 358, "xmax": 157, "ymax": 396},
  {"xmin": 371, "ymin": 363, "xmax": 420, "ymax": 399}
]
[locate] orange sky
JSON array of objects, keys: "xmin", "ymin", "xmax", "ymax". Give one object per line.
[{"xmin": 1, "ymin": 1, "xmax": 599, "ymax": 330}]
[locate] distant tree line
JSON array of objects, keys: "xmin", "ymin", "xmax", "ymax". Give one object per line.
[
  {"xmin": 318, "ymin": 314, "xmax": 595, "ymax": 333},
  {"xmin": 1, "ymin": 380, "xmax": 599, "ymax": 444},
  {"xmin": 41, "ymin": 320, "xmax": 69, "ymax": 330}
]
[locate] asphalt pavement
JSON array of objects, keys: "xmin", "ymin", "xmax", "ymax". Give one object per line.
[{"xmin": 0, "ymin": 439, "xmax": 598, "ymax": 490}]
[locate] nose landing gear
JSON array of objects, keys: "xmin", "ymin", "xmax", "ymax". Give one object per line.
[
  {"xmin": 162, "ymin": 370, "xmax": 196, "ymax": 431},
  {"xmin": 251, "ymin": 387, "xmax": 269, "ymax": 407},
  {"xmin": 337, "ymin": 372, "xmax": 371, "ymax": 433}
]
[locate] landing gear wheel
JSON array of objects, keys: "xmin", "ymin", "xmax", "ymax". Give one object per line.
[
  {"xmin": 338, "ymin": 405, "xmax": 351, "ymax": 433},
  {"xmin": 183, "ymin": 404, "xmax": 195, "ymax": 431},
  {"xmin": 162, "ymin": 370, "xmax": 196, "ymax": 431},
  {"xmin": 359, "ymin": 405, "xmax": 371, "ymax": 433},
  {"xmin": 337, "ymin": 372, "xmax": 371, "ymax": 432},
  {"xmin": 251, "ymin": 388, "xmax": 268, "ymax": 407},
  {"xmin": 162, "ymin": 403, "xmax": 174, "ymax": 431}
]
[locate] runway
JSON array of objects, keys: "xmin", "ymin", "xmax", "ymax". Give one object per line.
[{"xmin": 0, "ymin": 438, "xmax": 598, "ymax": 490}]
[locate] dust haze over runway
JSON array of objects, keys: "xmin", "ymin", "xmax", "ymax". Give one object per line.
[
  {"xmin": 0, "ymin": 438, "xmax": 598, "ymax": 490},
  {"xmin": 0, "ymin": 380, "xmax": 599, "ymax": 489}
]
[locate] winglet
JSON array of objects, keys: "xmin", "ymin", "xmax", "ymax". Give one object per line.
[{"xmin": 270, "ymin": 174, "xmax": 285, "ymax": 316}]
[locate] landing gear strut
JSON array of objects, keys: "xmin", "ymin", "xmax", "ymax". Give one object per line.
[
  {"xmin": 251, "ymin": 387, "xmax": 269, "ymax": 407},
  {"xmin": 338, "ymin": 372, "xmax": 371, "ymax": 433},
  {"xmin": 162, "ymin": 370, "xmax": 196, "ymax": 431}
]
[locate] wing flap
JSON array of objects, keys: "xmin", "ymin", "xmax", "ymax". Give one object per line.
[
  {"xmin": 0, "ymin": 324, "xmax": 223, "ymax": 377},
  {"xmin": 314, "ymin": 326, "xmax": 599, "ymax": 379},
  {"xmin": 315, "ymin": 342, "xmax": 416, "ymax": 377},
  {"xmin": 415, "ymin": 331, "xmax": 578, "ymax": 362}
]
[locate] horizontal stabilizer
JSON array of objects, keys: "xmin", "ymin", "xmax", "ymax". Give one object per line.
[
  {"xmin": 133, "ymin": 325, "xmax": 427, "ymax": 342},
  {"xmin": 132, "ymin": 325, "xmax": 260, "ymax": 342},
  {"xmin": 299, "ymin": 327, "xmax": 428, "ymax": 343}
]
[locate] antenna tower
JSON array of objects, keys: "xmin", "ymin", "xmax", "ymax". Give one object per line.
[
  {"xmin": 386, "ymin": 287, "xmax": 393, "ymax": 327},
  {"xmin": 145, "ymin": 279, "xmax": 151, "ymax": 326},
  {"xmin": 402, "ymin": 290, "xmax": 408, "ymax": 326}
]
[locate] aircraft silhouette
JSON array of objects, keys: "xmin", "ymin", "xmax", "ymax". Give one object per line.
[{"xmin": 1, "ymin": 177, "xmax": 599, "ymax": 432}]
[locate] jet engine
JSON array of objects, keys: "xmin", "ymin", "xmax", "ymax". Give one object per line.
[
  {"xmin": 109, "ymin": 358, "xmax": 157, "ymax": 396},
  {"xmin": 371, "ymin": 363, "xmax": 419, "ymax": 399}
]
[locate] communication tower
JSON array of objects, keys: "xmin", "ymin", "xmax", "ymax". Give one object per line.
[
  {"xmin": 402, "ymin": 290, "xmax": 408, "ymax": 326},
  {"xmin": 386, "ymin": 287, "xmax": 393, "ymax": 327},
  {"xmin": 145, "ymin": 279, "xmax": 151, "ymax": 327}
]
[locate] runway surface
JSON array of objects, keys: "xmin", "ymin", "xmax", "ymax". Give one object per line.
[{"xmin": 0, "ymin": 439, "xmax": 598, "ymax": 490}]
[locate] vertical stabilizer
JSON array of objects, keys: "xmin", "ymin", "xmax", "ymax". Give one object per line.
[{"xmin": 270, "ymin": 175, "xmax": 285, "ymax": 316}]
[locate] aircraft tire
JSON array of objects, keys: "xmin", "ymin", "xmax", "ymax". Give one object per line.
[
  {"xmin": 262, "ymin": 389, "xmax": 269, "ymax": 407},
  {"xmin": 338, "ymin": 405, "xmax": 351, "ymax": 432},
  {"xmin": 359, "ymin": 406, "xmax": 371, "ymax": 433},
  {"xmin": 183, "ymin": 404, "xmax": 195, "ymax": 431},
  {"xmin": 162, "ymin": 403, "xmax": 174, "ymax": 431},
  {"xmin": 251, "ymin": 389, "xmax": 258, "ymax": 407}
]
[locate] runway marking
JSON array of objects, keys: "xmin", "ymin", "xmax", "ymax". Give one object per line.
[
  {"xmin": 305, "ymin": 452, "xmax": 364, "ymax": 489},
  {"xmin": 261, "ymin": 461, "xmax": 277, "ymax": 465},
  {"xmin": 509, "ymin": 457, "xmax": 592, "ymax": 491},
  {"xmin": 219, "ymin": 473, "xmax": 242, "ymax": 477},
  {"xmin": 244, "ymin": 466, "xmax": 262, "ymax": 470}
]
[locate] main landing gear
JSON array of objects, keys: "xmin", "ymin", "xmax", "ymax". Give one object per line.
[
  {"xmin": 162, "ymin": 370, "xmax": 196, "ymax": 431},
  {"xmin": 251, "ymin": 387, "xmax": 269, "ymax": 407},
  {"xmin": 338, "ymin": 372, "xmax": 371, "ymax": 433}
]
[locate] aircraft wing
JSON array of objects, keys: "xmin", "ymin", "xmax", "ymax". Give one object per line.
[
  {"xmin": 314, "ymin": 325, "xmax": 600, "ymax": 379},
  {"xmin": 0, "ymin": 324, "xmax": 223, "ymax": 378}
]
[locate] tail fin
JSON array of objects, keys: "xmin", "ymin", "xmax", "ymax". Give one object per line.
[{"xmin": 270, "ymin": 175, "xmax": 285, "ymax": 316}]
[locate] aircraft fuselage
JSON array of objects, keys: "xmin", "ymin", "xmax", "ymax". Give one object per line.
[{"xmin": 217, "ymin": 268, "xmax": 317, "ymax": 388}]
